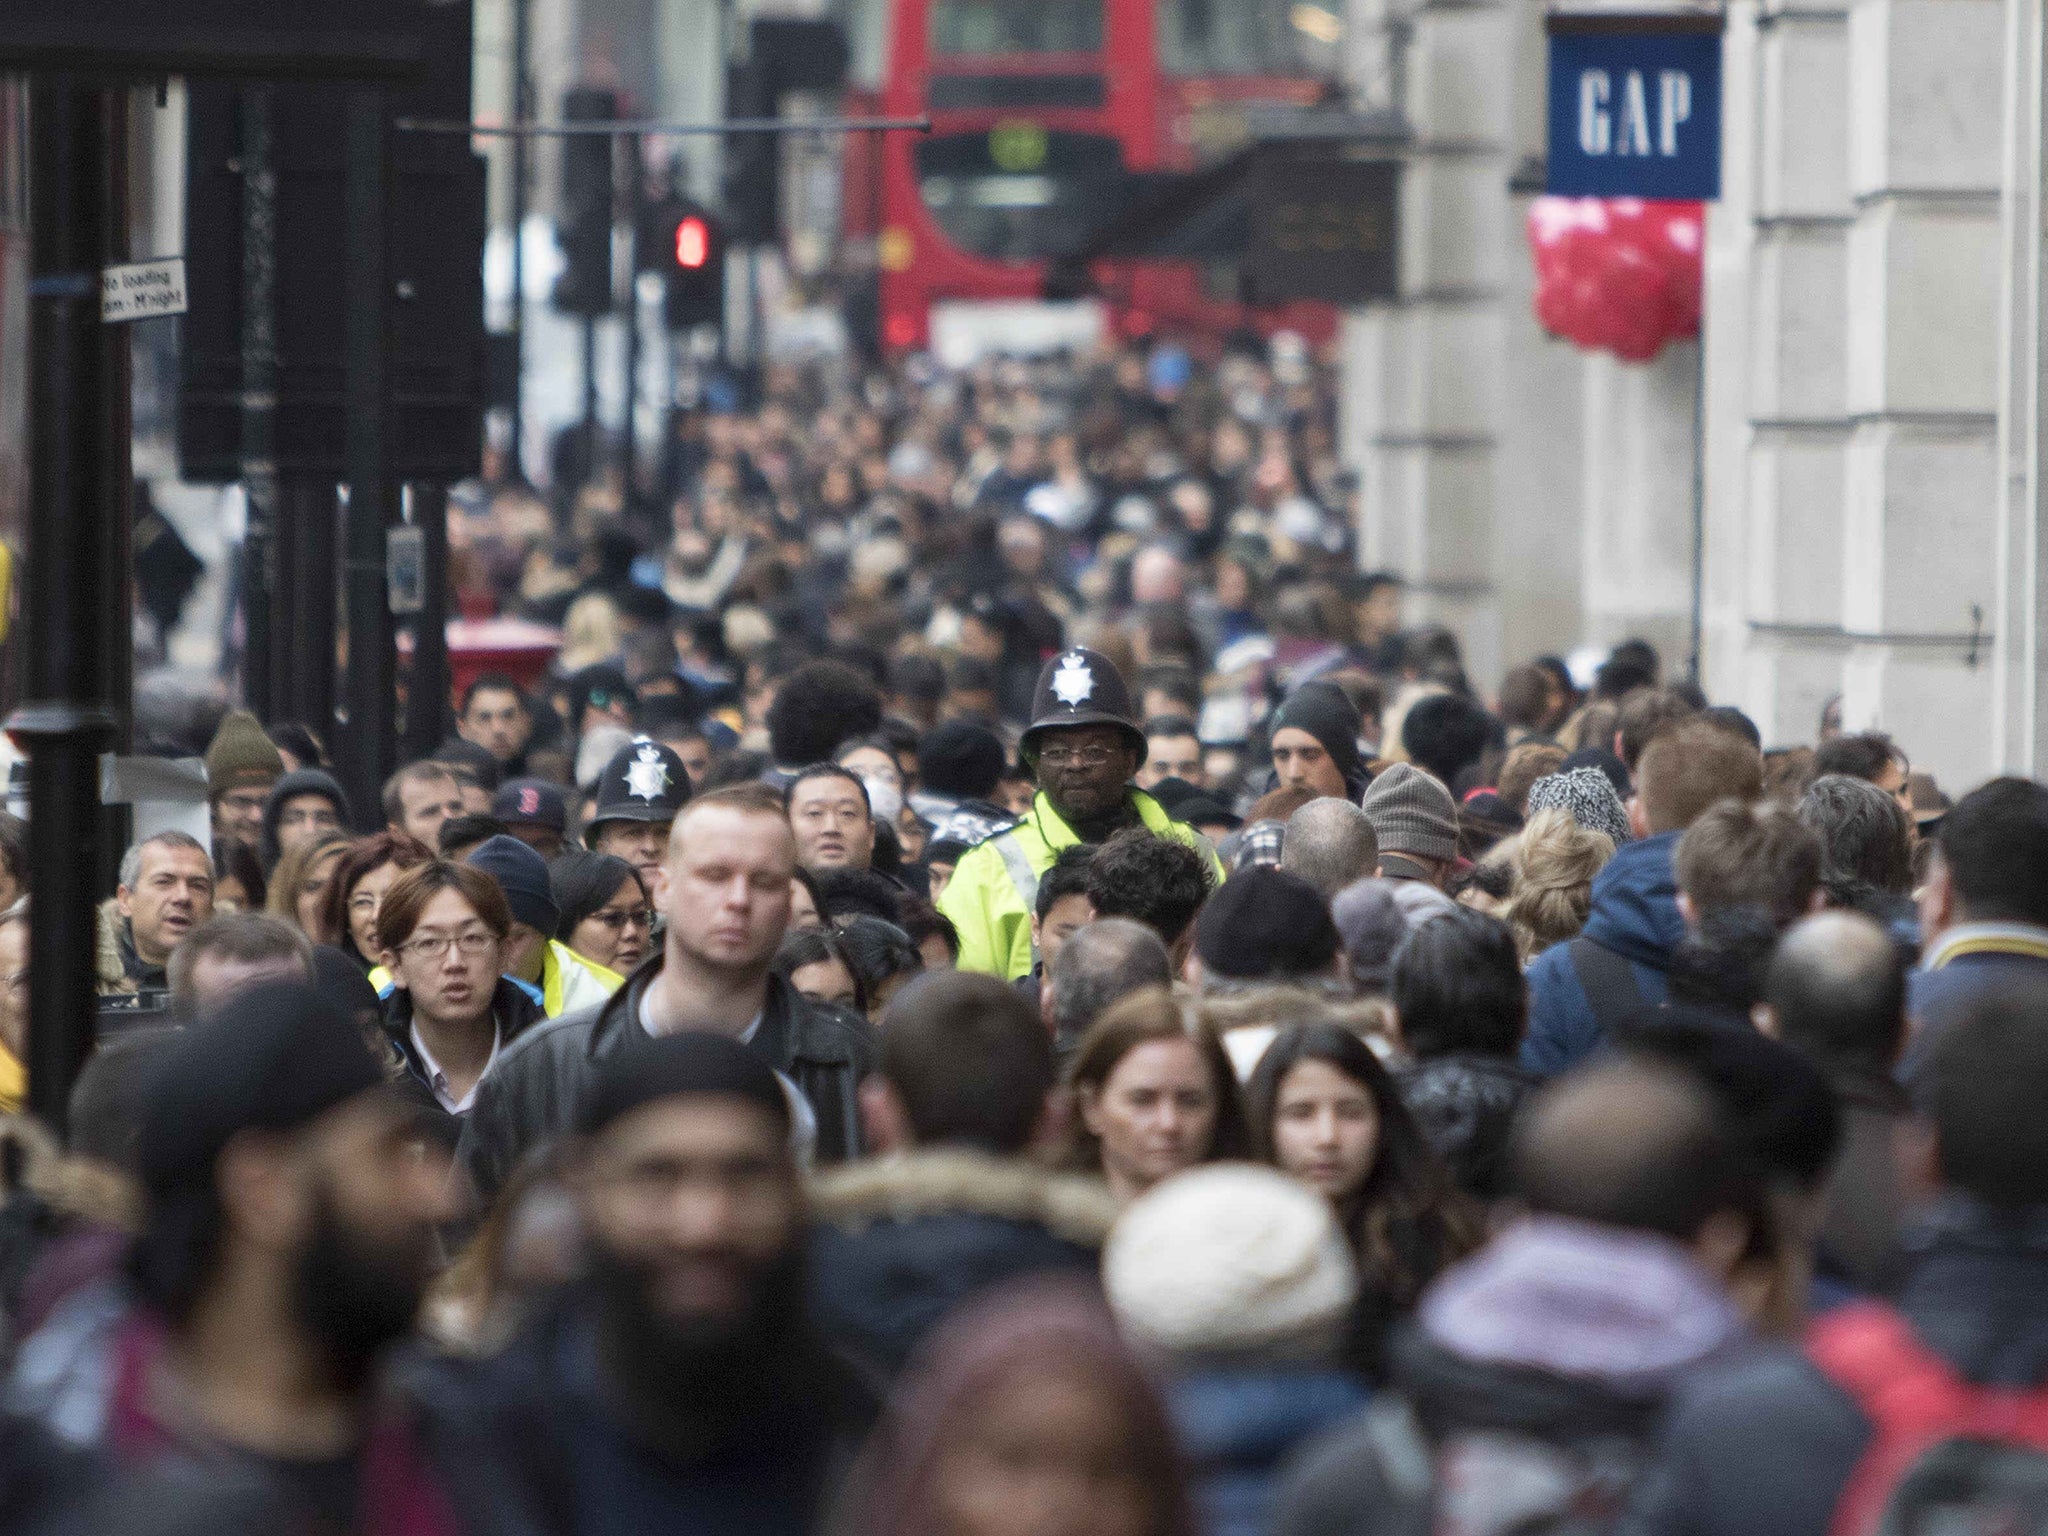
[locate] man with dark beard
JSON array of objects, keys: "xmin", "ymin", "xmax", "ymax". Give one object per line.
[
  {"xmin": 4, "ymin": 981, "xmax": 463, "ymax": 1533},
  {"xmin": 419, "ymin": 1031, "xmax": 875, "ymax": 1533}
]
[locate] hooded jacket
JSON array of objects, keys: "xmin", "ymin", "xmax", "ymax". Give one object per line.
[
  {"xmin": 1268, "ymin": 1216, "xmax": 1747, "ymax": 1536},
  {"xmin": 806, "ymin": 1149, "xmax": 1118, "ymax": 1379},
  {"xmin": 456, "ymin": 958, "xmax": 871, "ymax": 1207},
  {"xmin": 1628, "ymin": 1194, "xmax": 2048, "ymax": 1536},
  {"xmin": 259, "ymin": 767, "xmax": 353, "ymax": 871},
  {"xmin": 1519, "ymin": 832, "xmax": 1686, "ymax": 1076}
]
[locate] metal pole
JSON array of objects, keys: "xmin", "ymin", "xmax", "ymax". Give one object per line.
[
  {"xmin": 288, "ymin": 479, "xmax": 340, "ymax": 743},
  {"xmin": 582, "ymin": 314, "xmax": 599, "ymax": 492},
  {"xmin": 1689, "ymin": 335, "xmax": 1706, "ymax": 683},
  {"xmin": 403, "ymin": 482, "xmax": 452, "ymax": 760},
  {"xmin": 238, "ymin": 84, "xmax": 278, "ymax": 720},
  {"xmin": 507, "ymin": 0, "xmax": 530, "ymax": 479},
  {"xmin": 620, "ymin": 132, "xmax": 643, "ymax": 511},
  {"xmin": 15, "ymin": 81, "xmax": 122, "ymax": 1129},
  {"xmin": 341, "ymin": 85, "xmax": 397, "ymax": 830}
]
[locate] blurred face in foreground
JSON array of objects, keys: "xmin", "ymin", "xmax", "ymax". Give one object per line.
[
  {"xmin": 927, "ymin": 1360, "xmax": 1155, "ymax": 1536},
  {"xmin": 1081, "ymin": 1036, "xmax": 1218, "ymax": 1202},
  {"xmin": 579, "ymin": 1095, "xmax": 797, "ymax": 1338}
]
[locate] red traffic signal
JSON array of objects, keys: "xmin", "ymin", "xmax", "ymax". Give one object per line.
[{"xmin": 675, "ymin": 215, "xmax": 710, "ymax": 270}]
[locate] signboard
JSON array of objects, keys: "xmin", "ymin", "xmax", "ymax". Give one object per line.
[
  {"xmin": 1247, "ymin": 155, "xmax": 1399, "ymax": 305},
  {"xmin": 0, "ymin": 2, "xmax": 435, "ymax": 79},
  {"xmin": 100, "ymin": 258, "xmax": 186, "ymax": 324},
  {"xmin": 1546, "ymin": 13, "xmax": 1723, "ymax": 200}
]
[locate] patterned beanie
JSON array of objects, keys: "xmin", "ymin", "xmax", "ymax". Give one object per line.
[{"xmin": 1526, "ymin": 766, "xmax": 1633, "ymax": 846}]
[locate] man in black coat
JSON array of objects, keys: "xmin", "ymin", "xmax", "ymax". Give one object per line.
[
  {"xmin": 459, "ymin": 784, "xmax": 871, "ymax": 1208},
  {"xmin": 806, "ymin": 970, "xmax": 1116, "ymax": 1378}
]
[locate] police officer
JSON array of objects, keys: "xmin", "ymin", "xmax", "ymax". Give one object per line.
[
  {"xmin": 939, "ymin": 648, "xmax": 1224, "ymax": 980},
  {"xmin": 585, "ymin": 738, "xmax": 693, "ymax": 905}
]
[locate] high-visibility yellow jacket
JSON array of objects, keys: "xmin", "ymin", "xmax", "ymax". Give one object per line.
[{"xmin": 937, "ymin": 789, "xmax": 1224, "ymax": 980}]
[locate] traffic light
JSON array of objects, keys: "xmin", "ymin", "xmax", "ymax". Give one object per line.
[
  {"xmin": 553, "ymin": 86, "xmax": 616, "ymax": 317},
  {"xmin": 648, "ymin": 199, "xmax": 724, "ymax": 332}
]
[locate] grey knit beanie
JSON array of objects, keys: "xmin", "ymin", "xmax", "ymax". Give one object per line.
[
  {"xmin": 1526, "ymin": 766, "xmax": 1633, "ymax": 846},
  {"xmin": 1361, "ymin": 762, "xmax": 1458, "ymax": 863}
]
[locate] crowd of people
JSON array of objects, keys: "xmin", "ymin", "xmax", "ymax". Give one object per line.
[{"xmin": 0, "ymin": 339, "xmax": 2044, "ymax": 1535}]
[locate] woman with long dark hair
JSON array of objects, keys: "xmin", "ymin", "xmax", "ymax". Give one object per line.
[{"xmin": 1246, "ymin": 1022, "xmax": 1481, "ymax": 1364}]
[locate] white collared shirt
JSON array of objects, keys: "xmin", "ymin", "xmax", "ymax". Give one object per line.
[{"xmin": 410, "ymin": 1021, "xmax": 501, "ymax": 1114}]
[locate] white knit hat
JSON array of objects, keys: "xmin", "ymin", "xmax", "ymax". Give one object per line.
[{"xmin": 1103, "ymin": 1163, "xmax": 1358, "ymax": 1356}]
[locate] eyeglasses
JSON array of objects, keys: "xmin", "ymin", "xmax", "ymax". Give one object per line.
[
  {"xmin": 399, "ymin": 930, "xmax": 496, "ymax": 962},
  {"xmin": 1036, "ymin": 745, "xmax": 1120, "ymax": 769},
  {"xmin": 588, "ymin": 907, "xmax": 656, "ymax": 932}
]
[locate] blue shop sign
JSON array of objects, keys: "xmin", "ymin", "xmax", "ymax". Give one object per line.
[{"xmin": 1546, "ymin": 13, "xmax": 1723, "ymax": 200}]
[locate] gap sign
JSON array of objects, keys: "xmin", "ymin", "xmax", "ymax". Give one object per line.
[{"xmin": 1546, "ymin": 13, "xmax": 1723, "ymax": 200}]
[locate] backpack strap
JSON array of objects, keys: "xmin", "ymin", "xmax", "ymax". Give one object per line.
[
  {"xmin": 1808, "ymin": 1302, "xmax": 2048, "ymax": 1536},
  {"xmin": 1568, "ymin": 936, "xmax": 1645, "ymax": 1033}
]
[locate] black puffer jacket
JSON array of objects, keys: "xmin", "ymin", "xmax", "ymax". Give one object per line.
[
  {"xmin": 1396, "ymin": 1051, "xmax": 1538, "ymax": 1198},
  {"xmin": 807, "ymin": 1149, "xmax": 1117, "ymax": 1379},
  {"xmin": 456, "ymin": 958, "xmax": 871, "ymax": 1207}
]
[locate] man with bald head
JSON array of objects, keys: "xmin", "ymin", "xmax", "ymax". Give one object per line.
[
  {"xmin": 1281, "ymin": 798, "xmax": 1379, "ymax": 900},
  {"xmin": 459, "ymin": 784, "xmax": 872, "ymax": 1203},
  {"xmin": 1271, "ymin": 1059, "xmax": 1762, "ymax": 1536},
  {"xmin": 1044, "ymin": 917, "xmax": 1173, "ymax": 1062},
  {"xmin": 1757, "ymin": 910, "xmax": 1908, "ymax": 1291}
]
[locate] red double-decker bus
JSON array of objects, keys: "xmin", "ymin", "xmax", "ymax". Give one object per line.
[{"xmin": 843, "ymin": 0, "xmax": 1343, "ymax": 355}]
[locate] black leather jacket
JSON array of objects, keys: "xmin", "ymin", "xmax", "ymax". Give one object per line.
[{"xmin": 456, "ymin": 958, "xmax": 871, "ymax": 1208}]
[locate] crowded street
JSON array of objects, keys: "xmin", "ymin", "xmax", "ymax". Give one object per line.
[{"xmin": 0, "ymin": 0, "xmax": 2045, "ymax": 1532}]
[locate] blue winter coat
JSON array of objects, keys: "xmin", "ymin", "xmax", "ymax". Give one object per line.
[
  {"xmin": 1519, "ymin": 832, "xmax": 1687, "ymax": 1077},
  {"xmin": 1170, "ymin": 1367, "xmax": 1369, "ymax": 1536}
]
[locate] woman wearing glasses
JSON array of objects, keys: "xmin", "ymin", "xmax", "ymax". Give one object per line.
[
  {"xmin": 375, "ymin": 860, "xmax": 544, "ymax": 1119},
  {"xmin": 549, "ymin": 849, "xmax": 655, "ymax": 977}
]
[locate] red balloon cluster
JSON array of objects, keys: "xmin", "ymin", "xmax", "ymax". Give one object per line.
[{"xmin": 1526, "ymin": 197, "xmax": 1704, "ymax": 363}]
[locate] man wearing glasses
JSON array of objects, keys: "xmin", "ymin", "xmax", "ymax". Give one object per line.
[
  {"xmin": 939, "ymin": 648, "xmax": 1224, "ymax": 981},
  {"xmin": 374, "ymin": 859, "xmax": 543, "ymax": 1119}
]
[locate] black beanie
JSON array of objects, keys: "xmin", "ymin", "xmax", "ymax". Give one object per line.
[
  {"xmin": 1270, "ymin": 683, "xmax": 1363, "ymax": 783},
  {"xmin": 137, "ymin": 981, "xmax": 386, "ymax": 1192},
  {"xmin": 1194, "ymin": 866, "xmax": 1341, "ymax": 980},
  {"xmin": 466, "ymin": 834, "xmax": 562, "ymax": 936},
  {"xmin": 918, "ymin": 720, "xmax": 1007, "ymax": 801},
  {"xmin": 577, "ymin": 1032, "xmax": 791, "ymax": 1137}
]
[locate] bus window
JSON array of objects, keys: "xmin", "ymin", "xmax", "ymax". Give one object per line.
[
  {"xmin": 930, "ymin": 0, "xmax": 1104, "ymax": 54},
  {"xmin": 914, "ymin": 130, "xmax": 1125, "ymax": 261},
  {"xmin": 1160, "ymin": 0, "xmax": 1340, "ymax": 74}
]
